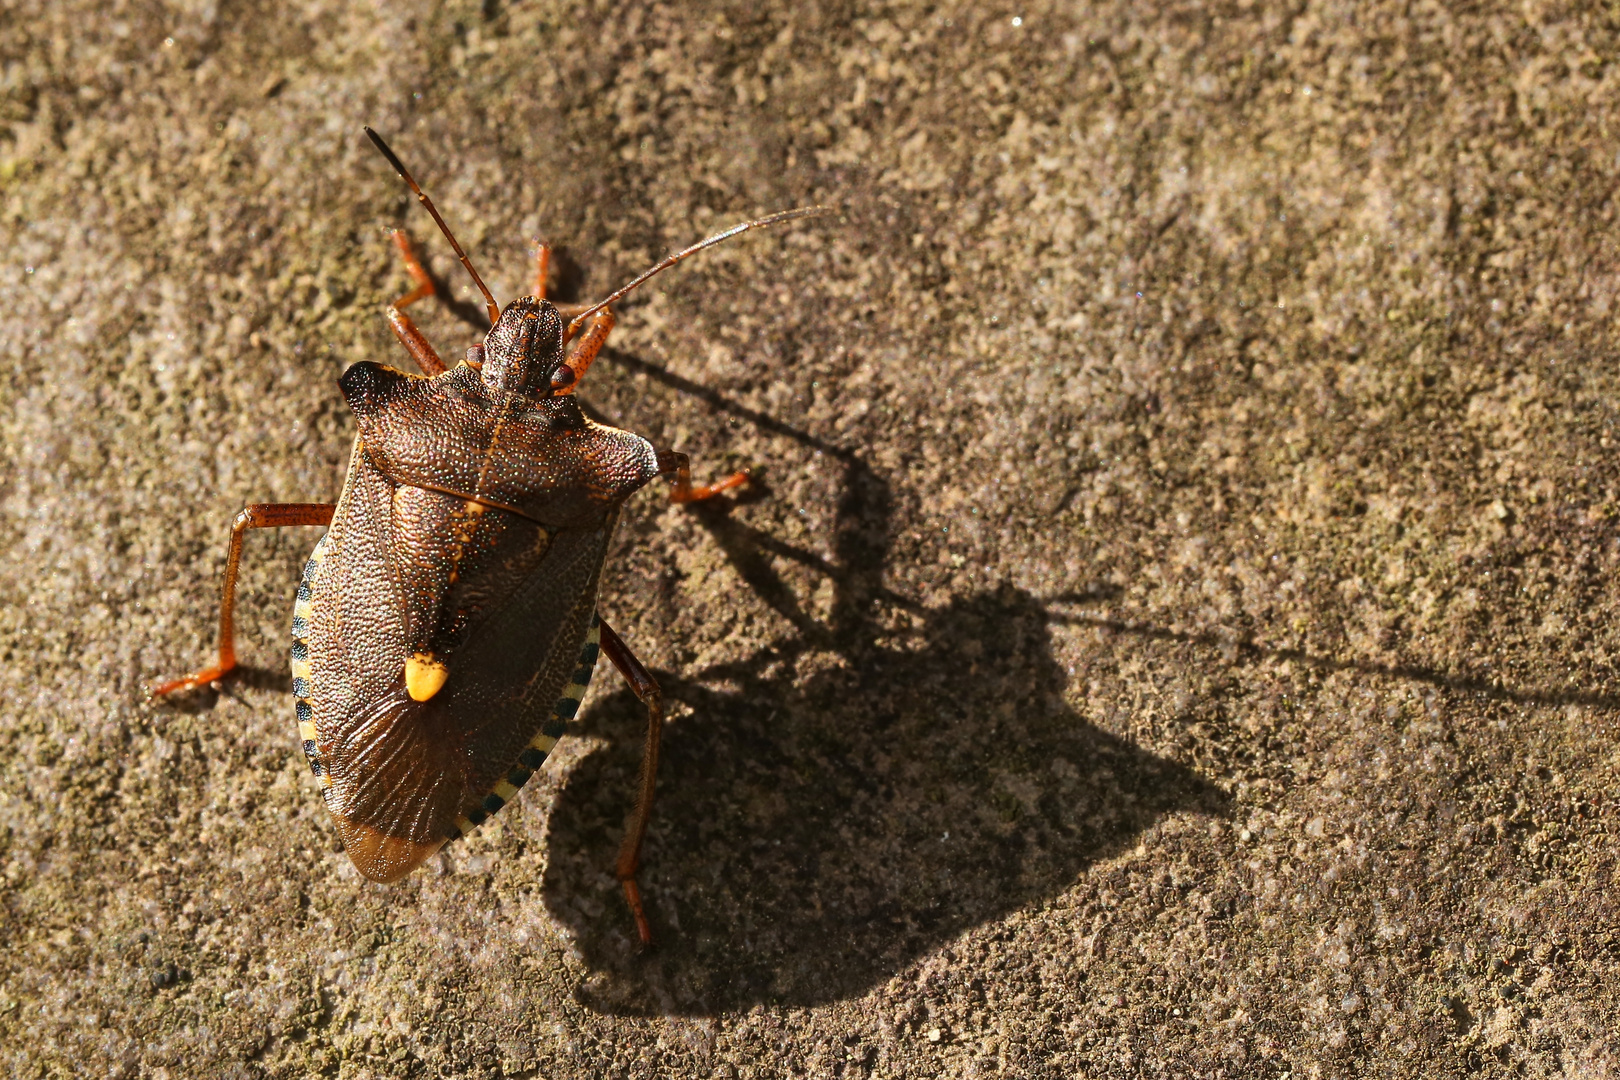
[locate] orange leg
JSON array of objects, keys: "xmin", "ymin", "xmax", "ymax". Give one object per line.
[
  {"xmin": 386, "ymin": 230, "xmax": 448, "ymax": 376},
  {"xmin": 598, "ymin": 617, "xmax": 663, "ymax": 947},
  {"xmin": 532, "ymin": 241, "xmax": 551, "ymax": 300},
  {"xmin": 655, "ymin": 449, "xmax": 749, "ymax": 504},
  {"xmin": 149, "ymin": 503, "xmax": 335, "ymax": 697},
  {"xmin": 553, "ymin": 307, "xmax": 614, "ymax": 393}
]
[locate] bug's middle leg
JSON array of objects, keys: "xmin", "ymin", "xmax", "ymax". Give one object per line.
[
  {"xmin": 597, "ymin": 616, "xmax": 663, "ymax": 947},
  {"xmin": 386, "ymin": 230, "xmax": 449, "ymax": 376},
  {"xmin": 149, "ymin": 502, "xmax": 336, "ymax": 697}
]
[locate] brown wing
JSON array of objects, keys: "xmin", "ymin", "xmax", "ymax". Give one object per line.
[
  {"xmin": 304, "ymin": 440, "xmax": 406, "ymax": 750},
  {"xmin": 303, "ymin": 445, "xmax": 612, "ymax": 882},
  {"xmin": 387, "ymin": 483, "xmax": 557, "ymax": 670}
]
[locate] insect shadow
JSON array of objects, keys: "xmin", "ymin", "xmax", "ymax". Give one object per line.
[{"xmin": 540, "ymin": 349, "xmax": 1230, "ymax": 1014}]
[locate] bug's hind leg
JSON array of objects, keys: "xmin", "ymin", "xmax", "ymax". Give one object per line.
[
  {"xmin": 655, "ymin": 448, "xmax": 749, "ymax": 504},
  {"xmin": 597, "ymin": 616, "xmax": 664, "ymax": 947},
  {"xmin": 386, "ymin": 230, "xmax": 449, "ymax": 376},
  {"xmin": 149, "ymin": 503, "xmax": 335, "ymax": 697}
]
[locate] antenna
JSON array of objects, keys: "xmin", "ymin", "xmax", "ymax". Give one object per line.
[
  {"xmin": 565, "ymin": 207, "xmax": 830, "ymax": 340},
  {"xmin": 364, "ymin": 127, "xmax": 501, "ymax": 326}
]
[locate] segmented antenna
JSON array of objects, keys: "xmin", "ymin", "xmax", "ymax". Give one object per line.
[
  {"xmin": 565, "ymin": 206, "xmax": 830, "ymax": 340},
  {"xmin": 364, "ymin": 127, "xmax": 501, "ymax": 326}
]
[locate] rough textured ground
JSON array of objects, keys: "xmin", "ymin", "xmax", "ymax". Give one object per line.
[{"xmin": 5, "ymin": 0, "xmax": 1620, "ymax": 1076}]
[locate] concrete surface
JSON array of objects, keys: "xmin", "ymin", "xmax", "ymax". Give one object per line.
[{"xmin": 4, "ymin": 0, "xmax": 1620, "ymax": 1075}]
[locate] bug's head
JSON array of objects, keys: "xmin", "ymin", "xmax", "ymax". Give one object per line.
[{"xmin": 480, "ymin": 297, "xmax": 567, "ymax": 395}]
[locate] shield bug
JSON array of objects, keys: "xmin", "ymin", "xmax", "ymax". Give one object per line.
[{"xmin": 151, "ymin": 127, "xmax": 823, "ymax": 944}]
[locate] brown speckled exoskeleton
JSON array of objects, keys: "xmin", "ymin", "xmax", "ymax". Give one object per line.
[{"xmin": 151, "ymin": 127, "xmax": 823, "ymax": 945}]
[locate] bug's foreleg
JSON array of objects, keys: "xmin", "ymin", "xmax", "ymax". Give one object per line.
[
  {"xmin": 385, "ymin": 230, "xmax": 449, "ymax": 376},
  {"xmin": 597, "ymin": 617, "xmax": 664, "ymax": 947},
  {"xmin": 532, "ymin": 241, "xmax": 552, "ymax": 301},
  {"xmin": 654, "ymin": 448, "xmax": 749, "ymax": 504},
  {"xmin": 148, "ymin": 503, "xmax": 335, "ymax": 697},
  {"xmin": 551, "ymin": 306, "xmax": 615, "ymax": 393}
]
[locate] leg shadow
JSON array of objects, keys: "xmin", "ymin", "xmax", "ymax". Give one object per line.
[{"xmin": 544, "ymin": 585, "xmax": 1228, "ymax": 1013}]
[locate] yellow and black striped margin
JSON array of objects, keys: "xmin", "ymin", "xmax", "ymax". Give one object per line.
[
  {"xmin": 446, "ymin": 613, "xmax": 602, "ymax": 842},
  {"xmin": 292, "ymin": 537, "xmax": 333, "ymax": 799}
]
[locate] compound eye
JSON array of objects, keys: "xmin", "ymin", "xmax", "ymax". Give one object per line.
[{"xmin": 549, "ymin": 365, "xmax": 577, "ymax": 392}]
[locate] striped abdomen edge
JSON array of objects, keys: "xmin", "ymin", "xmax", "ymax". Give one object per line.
[{"xmin": 291, "ymin": 535, "xmax": 333, "ymax": 799}]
